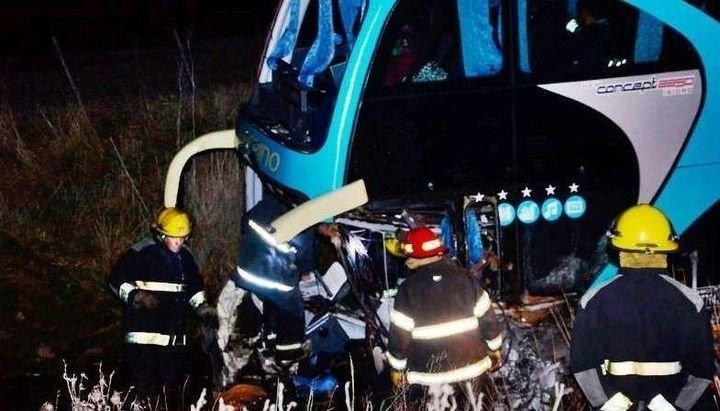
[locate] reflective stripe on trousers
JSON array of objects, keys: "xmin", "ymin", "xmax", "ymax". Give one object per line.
[
  {"xmin": 135, "ymin": 281, "xmax": 186, "ymax": 292},
  {"xmin": 125, "ymin": 332, "xmax": 187, "ymax": 346},
  {"xmin": 407, "ymin": 356, "xmax": 492, "ymax": 385}
]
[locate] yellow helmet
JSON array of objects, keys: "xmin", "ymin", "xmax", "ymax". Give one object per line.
[
  {"xmin": 609, "ymin": 204, "xmax": 678, "ymax": 253},
  {"xmin": 155, "ymin": 208, "xmax": 192, "ymax": 238}
]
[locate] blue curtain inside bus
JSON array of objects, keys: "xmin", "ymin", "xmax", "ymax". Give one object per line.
[
  {"xmin": 339, "ymin": 0, "xmax": 364, "ymax": 50},
  {"xmin": 457, "ymin": 0, "xmax": 503, "ymax": 77},
  {"xmin": 517, "ymin": 0, "xmax": 531, "ymax": 73},
  {"xmin": 267, "ymin": 0, "xmax": 301, "ymax": 70},
  {"xmin": 299, "ymin": 0, "xmax": 338, "ymax": 87}
]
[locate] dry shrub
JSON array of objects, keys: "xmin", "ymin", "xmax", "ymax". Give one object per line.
[
  {"xmin": 185, "ymin": 150, "xmax": 244, "ymax": 303},
  {"xmin": 0, "ymin": 107, "xmax": 37, "ymax": 169},
  {"xmin": 179, "ymin": 82, "xmax": 251, "ymax": 301},
  {"xmin": 0, "ymin": 36, "xmax": 262, "ymax": 411},
  {"xmin": 0, "ymin": 48, "xmax": 252, "ymax": 391}
]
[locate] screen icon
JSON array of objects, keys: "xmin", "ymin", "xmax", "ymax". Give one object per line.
[{"xmin": 564, "ymin": 195, "xmax": 587, "ymax": 219}]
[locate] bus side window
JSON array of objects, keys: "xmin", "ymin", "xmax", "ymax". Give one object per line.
[
  {"xmin": 369, "ymin": 0, "xmax": 504, "ymax": 90},
  {"xmin": 521, "ymin": 0, "xmax": 700, "ymax": 81},
  {"xmin": 378, "ymin": 1, "xmax": 460, "ymax": 86},
  {"xmin": 522, "ymin": 0, "xmax": 574, "ymax": 75},
  {"xmin": 571, "ymin": 0, "xmax": 631, "ymax": 70},
  {"xmin": 523, "ymin": 0, "xmax": 634, "ymax": 78}
]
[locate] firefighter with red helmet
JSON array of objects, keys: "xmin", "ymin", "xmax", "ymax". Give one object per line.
[
  {"xmin": 108, "ymin": 208, "xmax": 215, "ymax": 397},
  {"xmin": 387, "ymin": 226, "xmax": 503, "ymax": 391},
  {"xmin": 571, "ymin": 204, "xmax": 715, "ymax": 410}
]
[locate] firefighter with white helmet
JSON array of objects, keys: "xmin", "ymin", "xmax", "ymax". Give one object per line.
[
  {"xmin": 109, "ymin": 207, "xmax": 215, "ymax": 398},
  {"xmin": 387, "ymin": 226, "xmax": 503, "ymax": 394},
  {"xmin": 571, "ymin": 204, "xmax": 715, "ymax": 410}
]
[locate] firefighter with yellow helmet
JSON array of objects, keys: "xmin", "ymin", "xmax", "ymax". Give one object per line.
[
  {"xmin": 387, "ymin": 226, "xmax": 502, "ymax": 395},
  {"xmin": 571, "ymin": 204, "xmax": 715, "ymax": 410},
  {"xmin": 109, "ymin": 207, "xmax": 215, "ymax": 399}
]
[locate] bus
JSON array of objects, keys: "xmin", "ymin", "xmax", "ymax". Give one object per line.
[{"xmin": 165, "ymin": 0, "xmax": 720, "ymax": 300}]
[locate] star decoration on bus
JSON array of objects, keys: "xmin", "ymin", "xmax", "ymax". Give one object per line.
[
  {"xmin": 569, "ymin": 183, "xmax": 580, "ymax": 193},
  {"xmin": 545, "ymin": 185, "xmax": 556, "ymax": 195},
  {"xmin": 471, "ymin": 192, "xmax": 484, "ymax": 202},
  {"xmin": 521, "ymin": 187, "xmax": 532, "ymax": 198},
  {"xmin": 498, "ymin": 189, "xmax": 508, "ymax": 200}
]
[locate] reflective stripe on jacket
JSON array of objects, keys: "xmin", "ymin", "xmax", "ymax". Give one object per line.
[
  {"xmin": 387, "ymin": 258, "xmax": 501, "ymax": 384},
  {"xmin": 108, "ymin": 239, "xmax": 203, "ymax": 336}
]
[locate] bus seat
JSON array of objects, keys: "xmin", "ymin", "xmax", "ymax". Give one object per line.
[
  {"xmin": 634, "ymin": 11, "xmax": 663, "ymax": 63},
  {"xmin": 267, "ymin": 0, "xmax": 301, "ymax": 71},
  {"xmin": 299, "ymin": 0, "xmax": 338, "ymax": 87},
  {"xmin": 457, "ymin": 0, "xmax": 503, "ymax": 77}
]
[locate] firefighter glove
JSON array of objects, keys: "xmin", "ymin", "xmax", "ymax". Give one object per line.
[
  {"xmin": 647, "ymin": 394, "xmax": 676, "ymax": 411},
  {"xmin": 600, "ymin": 392, "xmax": 633, "ymax": 411},
  {"xmin": 390, "ymin": 370, "xmax": 407, "ymax": 388},
  {"xmin": 197, "ymin": 304, "xmax": 219, "ymax": 329},
  {"xmin": 132, "ymin": 290, "xmax": 158, "ymax": 310}
]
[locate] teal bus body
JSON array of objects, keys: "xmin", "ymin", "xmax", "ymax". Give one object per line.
[
  {"xmin": 594, "ymin": 0, "xmax": 720, "ymax": 285},
  {"xmin": 236, "ymin": 0, "xmax": 720, "ymax": 290}
]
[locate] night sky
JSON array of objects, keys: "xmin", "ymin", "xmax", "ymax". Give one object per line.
[{"xmin": 1, "ymin": 1, "xmax": 276, "ymax": 54}]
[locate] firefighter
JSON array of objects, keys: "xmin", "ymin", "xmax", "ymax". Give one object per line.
[
  {"xmin": 230, "ymin": 195, "xmax": 317, "ymax": 366},
  {"xmin": 387, "ymin": 226, "xmax": 503, "ymax": 392},
  {"xmin": 228, "ymin": 181, "xmax": 367, "ymax": 371},
  {"xmin": 109, "ymin": 208, "xmax": 215, "ymax": 398},
  {"xmin": 571, "ymin": 204, "xmax": 715, "ymax": 411}
]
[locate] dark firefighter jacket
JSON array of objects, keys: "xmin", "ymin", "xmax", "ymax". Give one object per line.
[
  {"xmin": 231, "ymin": 196, "xmax": 316, "ymax": 360},
  {"xmin": 109, "ymin": 239, "xmax": 205, "ymax": 345},
  {"xmin": 571, "ymin": 268, "xmax": 715, "ymax": 410},
  {"xmin": 232, "ymin": 196, "xmax": 316, "ymax": 304},
  {"xmin": 387, "ymin": 257, "xmax": 502, "ymax": 385}
]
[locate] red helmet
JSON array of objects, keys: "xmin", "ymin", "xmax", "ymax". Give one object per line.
[{"xmin": 402, "ymin": 227, "xmax": 446, "ymax": 258}]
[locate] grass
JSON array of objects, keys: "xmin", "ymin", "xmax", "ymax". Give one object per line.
[
  {"xmin": 1, "ymin": 36, "xmax": 250, "ymax": 271},
  {"xmin": 0, "ymin": 35, "xmax": 253, "ymax": 409}
]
